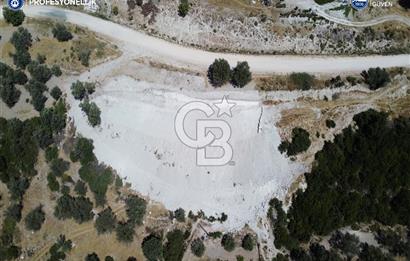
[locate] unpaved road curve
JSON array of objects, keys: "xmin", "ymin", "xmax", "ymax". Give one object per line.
[
  {"xmin": 315, "ymin": 9, "xmax": 410, "ymax": 27},
  {"xmin": 292, "ymin": 0, "xmax": 410, "ymax": 27},
  {"xmin": 3, "ymin": 6, "xmax": 410, "ymax": 74}
]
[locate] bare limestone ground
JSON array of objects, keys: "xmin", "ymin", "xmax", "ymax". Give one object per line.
[{"xmin": 95, "ymin": 0, "xmax": 410, "ymax": 55}]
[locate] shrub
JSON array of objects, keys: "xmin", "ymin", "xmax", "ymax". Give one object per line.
[
  {"xmin": 163, "ymin": 229, "xmax": 186, "ymax": 261},
  {"xmin": 95, "ymin": 208, "xmax": 117, "ymax": 234},
  {"xmin": 30, "ymin": 87, "xmax": 47, "ymax": 111},
  {"xmin": 47, "ymin": 173, "xmax": 60, "ymax": 192},
  {"xmin": 142, "ymin": 234, "xmax": 163, "ymax": 260},
  {"xmin": 50, "ymin": 86, "xmax": 63, "ymax": 100},
  {"xmin": 241, "ymin": 234, "xmax": 254, "ymax": 251},
  {"xmin": 326, "ymin": 119, "xmax": 336, "ymax": 128},
  {"xmin": 191, "ymin": 238, "xmax": 205, "ymax": 257},
  {"xmin": 361, "ymin": 67, "xmax": 390, "ymax": 90},
  {"xmin": 11, "ymin": 49, "xmax": 31, "ymax": 69},
  {"xmin": 221, "ymin": 233, "xmax": 235, "ymax": 252},
  {"xmin": 112, "ymin": 6, "xmax": 119, "ymax": 15},
  {"xmin": 27, "ymin": 61, "xmax": 52, "ymax": 83},
  {"xmin": 45, "ymin": 146, "xmax": 58, "ymax": 163},
  {"xmin": 79, "ymin": 163, "xmax": 113, "ymax": 206},
  {"xmin": 5, "ymin": 203, "xmax": 23, "ymax": 222},
  {"xmin": 85, "ymin": 253, "xmax": 100, "ymax": 261},
  {"xmin": 12, "ymin": 70, "xmax": 28, "ymax": 85},
  {"xmin": 78, "ymin": 48, "xmax": 91, "ymax": 67},
  {"xmin": 208, "ymin": 59, "xmax": 231, "ymax": 87},
  {"xmin": 329, "ymin": 231, "xmax": 360, "ymax": 258},
  {"xmin": 50, "ymin": 158, "xmax": 70, "ymax": 177},
  {"xmin": 10, "ymin": 27, "xmax": 32, "ymax": 50},
  {"xmin": 2, "ymin": 7, "xmax": 25, "ymax": 26},
  {"xmin": 314, "ymin": 0, "xmax": 335, "ymax": 4},
  {"xmin": 174, "ymin": 208, "xmax": 185, "ymax": 222},
  {"xmin": 80, "ymin": 101, "xmax": 101, "ymax": 127},
  {"xmin": 54, "ymin": 194, "xmax": 93, "ymax": 223},
  {"xmin": 51, "ymin": 65, "xmax": 62, "ymax": 77},
  {"xmin": 115, "ymin": 221, "xmax": 134, "ymax": 243},
  {"xmin": 48, "ymin": 235, "xmax": 73, "ymax": 260},
  {"xmin": 231, "ymin": 61, "xmax": 252, "ymax": 88},
  {"xmin": 70, "ymin": 137, "xmax": 96, "ymax": 165},
  {"xmin": 278, "ymin": 127, "xmax": 311, "ymax": 156},
  {"xmin": 71, "ymin": 81, "xmax": 86, "ymax": 100},
  {"xmin": 52, "ymin": 24, "xmax": 73, "ymax": 42},
  {"xmin": 178, "ymin": 0, "xmax": 190, "ymax": 17},
  {"xmin": 289, "ymin": 72, "xmax": 314, "ymax": 90},
  {"xmin": 74, "ymin": 180, "xmax": 87, "ymax": 196},
  {"xmin": 399, "ymin": 0, "xmax": 410, "ymax": 9},
  {"xmin": 0, "ymin": 80, "xmax": 21, "ymax": 108},
  {"xmin": 24, "ymin": 205, "xmax": 46, "ymax": 231},
  {"xmin": 70, "ymin": 81, "xmax": 95, "ymax": 100},
  {"xmin": 125, "ymin": 195, "xmax": 147, "ymax": 226}
]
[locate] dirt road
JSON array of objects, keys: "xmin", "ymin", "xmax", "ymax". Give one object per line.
[{"xmin": 3, "ymin": 6, "xmax": 408, "ymax": 74}]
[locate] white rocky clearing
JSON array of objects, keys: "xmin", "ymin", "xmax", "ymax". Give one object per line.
[{"xmin": 70, "ymin": 73, "xmax": 306, "ymax": 231}]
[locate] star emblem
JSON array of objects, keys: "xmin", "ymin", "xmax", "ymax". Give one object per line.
[{"xmin": 214, "ymin": 96, "xmax": 236, "ymax": 117}]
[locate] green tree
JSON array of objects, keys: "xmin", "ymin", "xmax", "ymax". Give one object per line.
[
  {"xmin": 241, "ymin": 234, "xmax": 254, "ymax": 251},
  {"xmin": 12, "ymin": 70, "xmax": 28, "ymax": 85},
  {"xmin": 51, "ymin": 64, "xmax": 62, "ymax": 77},
  {"xmin": 125, "ymin": 195, "xmax": 147, "ymax": 226},
  {"xmin": 47, "ymin": 173, "xmax": 60, "ymax": 192},
  {"xmin": 2, "ymin": 8, "xmax": 25, "ymax": 26},
  {"xmin": 398, "ymin": 0, "xmax": 410, "ymax": 9},
  {"xmin": 27, "ymin": 61, "xmax": 52, "ymax": 83},
  {"xmin": 54, "ymin": 194, "xmax": 93, "ymax": 223},
  {"xmin": 208, "ymin": 59, "xmax": 231, "ymax": 87},
  {"xmin": 74, "ymin": 180, "xmax": 87, "ymax": 196},
  {"xmin": 70, "ymin": 137, "xmax": 96, "ymax": 165},
  {"xmin": 326, "ymin": 119, "xmax": 336, "ymax": 128},
  {"xmin": 289, "ymin": 72, "xmax": 314, "ymax": 90},
  {"xmin": 52, "ymin": 23, "xmax": 73, "ymax": 42},
  {"xmin": 115, "ymin": 221, "xmax": 134, "ymax": 243},
  {"xmin": 163, "ymin": 229, "xmax": 186, "ymax": 261},
  {"xmin": 142, "ymin": 234, "xmax": 163, "ymax": 261},
  {"xmin": 0, "ymin": 80, "xmax": 21, "ymax": 108},
  {"xmin": 10, "ymin": 27, "xmax": 32, "ymax": 50},
  {"xmin": 95, "ymin": 208, "xmax": 117, "ymax": 234},
  {"xmin": 231, "ymin": 61, "xmax": 252, "ymax": 88},
  {"xmin": 30, "ymin": 87, "xmax": 47, "ymax": 111},
  {"xmin": 278, "ymin": 127, "xmax": 311, "ymax": 156},
  {"xmin": 112, "ymin": 6, "xmax": 119, "ymax": 15},
  {"xmin": 329, "ymin": 231, "xmax": 360, "ymax": 258},
  {"xmin": 78, "ymin": 48, "xmax": 91, "ymax": 67},
  {"xmin": 80, "ymin": 101, "xmax": 101, "ymax": 127},
  {"xmin": 361, "ymin": 67, "xmax": 390, "ymax": 90},
  {"xmin": 24, "ymin": 205, "xmax": 46, "ymax": 231},
  {"xmin": 174, "ymin": 208, "xmax": 185, "ymax": 222},
  {"xmin": 48, "ymin": 234, "xmax": 73, "ymax": 261},
  {"xmin": 50, "ymin": 86, "xmax": 63, "ymax": 100},
  {"xmin": 85, "ymin": 252, "xmax": 100, "ymax": 261},
  {"xmin": 11, "ymin": 49, "xmax": 31, "ymax": 69},
  {"xmin": 50, "ymin": 158, "xmax": 70, "ymax": 177},
  {"xmin": 221, "ymin": 233, "xmax": 235, "ymax": 252},
  {"xmin": 178, "ymin": 0, "xmax": 190, "ymax": 17},
  {"xmin": 79, "ymin": 163, "xmax": 113, "ymax": 206},
  {"xmin": 71, "ymin": 80, "xmax": 87, "ymax": 100},
  {"xmin": 190, "ymin": 238, "xmax": 205, "ymax": 257}
]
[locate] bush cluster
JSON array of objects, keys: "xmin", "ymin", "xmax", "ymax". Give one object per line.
[{"xmin": 208, "ymin": 59, "xmax": 252, "ymax": 88}]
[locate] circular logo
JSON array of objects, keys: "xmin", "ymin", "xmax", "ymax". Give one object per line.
[
  {"xmin": 351, "ymin": 0, "xmax": 368, "ymax": 10},
  {"xmin": 7, "ymin": 0, "xmax": 24, "ymax": 11}
]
